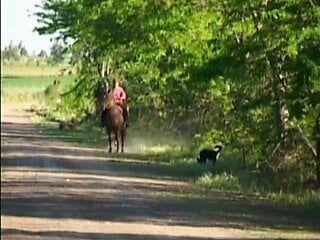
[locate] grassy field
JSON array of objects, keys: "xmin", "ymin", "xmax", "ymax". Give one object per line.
[
  {"xmin": 1, "ymin": 76, "xmax": 75, "ymax": 103},
  {"xmin": 1, "ymin": 62, "xmax": 75, "ymax": 96},
  {"xmin": 1, "ymin": 76, "xmax": 74, "ymax": 90},
  {"xmin": 2, "ymin": 75, "xmax": 74, "ymax": 88},
  {"xmin": 1, "ymin": 62, "xmax": 74, "ymax": 77}
]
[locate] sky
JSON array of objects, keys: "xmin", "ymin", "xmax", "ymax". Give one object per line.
[{"xmin": 1, "ymin": 0, "xmax": 53, "ymax": 54}]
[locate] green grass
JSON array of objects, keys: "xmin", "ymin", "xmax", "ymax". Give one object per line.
[
  {"xmin": 1, "ymin": 76, "xmax": 74, "ymax": 90},
  {"xmin": 1, "ymin": 61, "xmax": 75, "ymax": 103},
  {"xmin": 1, "ymin": 76, "xmax": 75, "ymax": 103}
]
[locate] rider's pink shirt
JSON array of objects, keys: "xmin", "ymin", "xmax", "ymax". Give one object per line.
[{"xmin": 113, "ymin": 86, "xmax": 126, "ymax": 105}]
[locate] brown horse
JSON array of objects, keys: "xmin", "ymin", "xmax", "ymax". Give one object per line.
[{"xmin": 101, "ymin": 88, "xmax": 126, "ymax": 153}]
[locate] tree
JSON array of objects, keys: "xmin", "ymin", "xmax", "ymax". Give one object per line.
[
  {"xmin": 18, "ymin": 41, "xmax": 28, "ymax": 57},
  {"xmin": 1, "ymin": 41, "xmax": 29, "ymax": 60},
  {"xmin": 50, "ymin": 41, "xmax": 65, "ymax": 63},
  {"xmin": 2, "ymin": 41, "xmax": 20, "ymax": 60},
  {"xmin": 38, "ymin": 50, "xmax": 48, "ymax": 58},
  {"xmin": 201, "ymin": 0, "xmax": 320, "ymax": 183}
]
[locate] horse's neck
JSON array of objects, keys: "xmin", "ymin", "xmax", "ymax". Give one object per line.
[
  {"xmin": 103, "ymin": 90, "xmax": 114, "ymax": 108},
  {"xmin": 104, "ymin": 101, "xmax": 114, "ymax": 110},
  {"xmin": 105, "ymin": 100, "xmax": 122, "ymax": 113}
]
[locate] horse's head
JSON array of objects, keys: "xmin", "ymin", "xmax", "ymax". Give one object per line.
[
  {"xmin": 103, "ymin": 87, "xmax": 114, "ymax": 110},
  {"xmin": 96, "ymin": 81, "xmax": 110, "ymax": 112}
]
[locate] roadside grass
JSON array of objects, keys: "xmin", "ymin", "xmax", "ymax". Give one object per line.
[
  {"xmin": 35, "ymin": 115, "xmax": 320, "ymax": 215},
  {"xmin": 34, "ymin": 118, "xmax": 194, "ymax": 163},
  {"xmin": 158, "ymin": 188, "xmax": 320, "ymax": 238}
]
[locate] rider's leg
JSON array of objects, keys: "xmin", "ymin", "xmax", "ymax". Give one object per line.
[{"xmin": 123, "ymin": 105, "xmax": 129, "ymax": 127}]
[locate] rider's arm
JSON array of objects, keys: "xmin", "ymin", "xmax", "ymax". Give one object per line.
[{"xmin": 120, "ymin": 88, "xmax": 126, "ymax": 101}]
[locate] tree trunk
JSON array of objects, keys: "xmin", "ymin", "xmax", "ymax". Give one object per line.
[
  {"xmin": 271, "ymin": 67, "xmax": 290, "ymax": 162},
  {"xmin": 273, "ymin": 74, "xmax": 289, "ymax": 145},
  {"xmin": 315, "ymin": 113, "xmax": 320, "ymax": 186},
  {"xmin": 101, "ymin": 61, "xmax": 106, "ymax": 78}
]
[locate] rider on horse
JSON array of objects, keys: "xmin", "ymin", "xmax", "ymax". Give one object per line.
[
  {"xmin": 100, "ymin": 78, "xmax": 129, "ymax": 128},
  {"xmin": 112, "ymin": 79, "xmax": 129, "ymax": 127}
]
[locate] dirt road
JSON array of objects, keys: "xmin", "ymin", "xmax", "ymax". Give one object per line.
[{"xmin": 1, "ymin": 103, "xmax": 320, "ymax": 239}]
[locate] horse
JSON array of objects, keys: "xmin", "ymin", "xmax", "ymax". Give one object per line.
[{"xmin": 101, "ymin": 87, "xmax": 126, "ymax": 153}]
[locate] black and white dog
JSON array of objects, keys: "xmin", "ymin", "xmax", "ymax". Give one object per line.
[{"xmin": 197, "ymin": 144, "xmax": 223, "ymax": 165}]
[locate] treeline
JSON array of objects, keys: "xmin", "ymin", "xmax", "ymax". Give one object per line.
[
  {"xmin": 1, "ymin": 41, "xmax": 67, "ymax": 65},
  {"xmin": 36, "ymin": 1, "xmax": 320, "ymax": 185}
]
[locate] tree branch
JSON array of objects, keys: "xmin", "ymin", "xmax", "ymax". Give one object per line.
[
  {"xmin": 297, "ymin": 124, "xmax": 317, "ymax": 158},
  {"xmin": 309, "ymin": 0, "xmax": 315, "ymax": 7}
]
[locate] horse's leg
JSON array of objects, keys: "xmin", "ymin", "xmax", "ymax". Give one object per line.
[
  {"xmin": 115, "ymin": 131, "xmax": 120, "ymax": 153},
  {"xmin": 121, "ymin": 129, "xmax": 126, "ymax": 153},
  {"xmin": 107, "ymin": 129, "xmax": 112, "ymax": 153},
  {"xmin": 121, "ymin": 130, "xmax": 124, "ymax": 153}
]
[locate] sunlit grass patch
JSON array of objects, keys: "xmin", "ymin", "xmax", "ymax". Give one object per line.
[
  {"xmin": 139, "ymin": 144, "xmax": 183, "ymax": 154},
  {"xmin": 196, "ymin": 172, "xmax": 242, "ymax": 191},
  {"xmin": 268, "ymin": 190, "xmax": 320, "ymax": 213}
]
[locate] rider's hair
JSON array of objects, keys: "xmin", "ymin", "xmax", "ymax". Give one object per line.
[{"xmin": 113, "ymin": 78, "xmax": 123, "ymax": 87}]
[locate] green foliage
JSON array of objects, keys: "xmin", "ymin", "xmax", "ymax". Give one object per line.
[{"xmin": 35, "ymin": 0, "xmax": 320, "ymax": 188}]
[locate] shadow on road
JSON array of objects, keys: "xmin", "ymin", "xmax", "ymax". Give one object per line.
[
  {"xmin": 2, "ymin": 121, "xmax": 320, "ymax": 239},
  {"xmin": 3, "ymin": 228, "xmax": 286, "ymax": 240}
]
